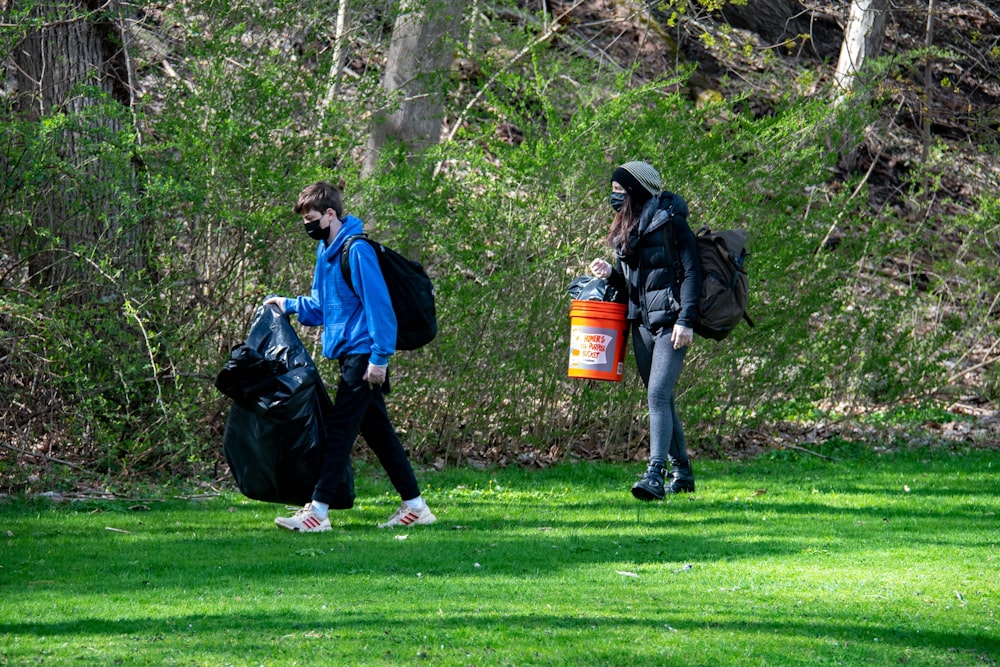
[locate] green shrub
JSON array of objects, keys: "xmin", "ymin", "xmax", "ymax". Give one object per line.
[{"xmin": 2, "ymin": 1, "xmax": 996, "ymax": 492}]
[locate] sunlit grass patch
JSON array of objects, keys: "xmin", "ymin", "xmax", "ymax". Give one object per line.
[{"xmin": 2, "ymin": 447, "xmax": 997, "ymax": 666}]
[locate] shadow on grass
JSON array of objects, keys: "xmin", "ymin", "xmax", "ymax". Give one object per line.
[
  {"xmin": 3, "ymin": 491, "xmax": 995, "ymax": 586},
  {"xmin": 3, "ymin": 452, "xmax": 998, "ymax": 665},
  {"xmin": 1, "ymin": 607, "xmax": 997, "ymax": 660}
]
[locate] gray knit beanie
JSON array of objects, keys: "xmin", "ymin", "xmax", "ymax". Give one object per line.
[{"xmin": 623, "ymin": 161, "xmax": 661, "ymax": 195}]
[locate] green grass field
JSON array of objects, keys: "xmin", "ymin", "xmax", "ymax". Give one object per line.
[{"xmin": 2, "ymin": 445, "xmax": 997, "ymax": 666}]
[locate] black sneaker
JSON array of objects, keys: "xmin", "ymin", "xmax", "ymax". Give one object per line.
[{"xmin": 631, "ymin": 465, "xmax": 666, "ymax": 501}]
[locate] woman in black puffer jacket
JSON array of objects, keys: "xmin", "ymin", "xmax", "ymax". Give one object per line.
[{"xmin": 589, "ymin": 161, "xmax": 702, "ymax": 500}]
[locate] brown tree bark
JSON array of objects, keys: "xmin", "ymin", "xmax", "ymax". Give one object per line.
[
  {"xmin": 361, "ymin": 0, "xmax": 461, "ymax": 178},
  {"xmin": 720, "ymin": 0, "xmax": 843, "ymax": 59},
  {"xmin": 10, "ymin": 0, "xmax": 139, "ymax": 291}
]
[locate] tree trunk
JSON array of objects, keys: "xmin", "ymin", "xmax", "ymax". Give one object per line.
[
  {"xmin": 721, "ymin": 0, "xmax": 843, "ymax": 59},
  {"xmin": 322, "ymin": 0, "xmax": 352, "ymax": 110},
  {"xmin": 832, "ymin": 0, "xmax": 891, "ymax": 175},
  {"xmin": 10, "ymin": 0, "xmax": 140, "ymax": 292},
  {"xmin": 361, "ymin": 0, "xmax": 461, "ymax": 178},
  {"xmin": 833, "ymin": 0, "xmax": 891, "ymax": 96},
  {"xmin": 920, "ymin": 0, "xmax": 935, "ymax": 164}
]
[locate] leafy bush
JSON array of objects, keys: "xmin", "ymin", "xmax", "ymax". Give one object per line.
[{"xmin": 2, "ymin": 1, "xmax": 997, "ymax": 493}]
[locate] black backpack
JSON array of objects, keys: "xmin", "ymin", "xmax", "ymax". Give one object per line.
[
  {"xmin": 338, "ymin": 234, "xmax": 437, "ymax": 351},
  {"xmin": 664, "ymin": 224, "xmax": 753, "ymax": 341}
]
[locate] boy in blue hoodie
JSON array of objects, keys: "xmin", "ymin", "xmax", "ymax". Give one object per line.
[{"xmin": 264, "ymin": 181, "xmax": 435, "ymax": 531}]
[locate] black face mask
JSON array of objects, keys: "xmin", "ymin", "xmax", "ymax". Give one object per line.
[
  {"xmin": 304, "ymin": 216, "xmax": 327, "ymax": 241},
  {"xmin": 610, "ymin": 192, "xmax": 626, "ymax": 212}
]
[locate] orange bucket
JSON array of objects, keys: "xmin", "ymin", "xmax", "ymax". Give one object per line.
[{"xmin": 568, "ymin": 300, "xmax": 628, "ymax": 382}]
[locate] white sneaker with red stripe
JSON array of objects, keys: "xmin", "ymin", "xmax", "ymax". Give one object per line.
[
  {"xmin": 378, "ymin": 503, "xmax": 436, "ymax": 528},
  {"xmin": 274, "ymin": 504, "xmax": 331, "ymax": 532}
]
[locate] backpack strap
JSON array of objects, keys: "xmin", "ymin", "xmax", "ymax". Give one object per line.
[
  {"xmin": 339, "ymin": 233, "xmax": 369, "ymax": 294},
  {"xmin": 659, "ymin": 217, "xmax": 684, "ymax": 286}
]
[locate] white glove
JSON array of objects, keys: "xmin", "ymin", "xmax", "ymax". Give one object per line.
[
  {"xmin": 589, "ymin": 258, "xmax": 612, "ymax": 280},
  {"xmin": 672, "ymin": 325, "xmax": 693, "ymax": 349},
  {"xmin": 363, "ymin": 363, "xmax": 387, "ymax": 388},
  {"xmin": 263, "ymin": 296, "xmax": 286, "ymax": 314}
]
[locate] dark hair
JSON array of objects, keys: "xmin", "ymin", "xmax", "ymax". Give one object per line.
[
  {"xmin": 606, "ymin": 193, "xmax": 640, "ymax": 254},
  {"xmin": 294, "ymin": 181, "xmax": 343, "ymax": 218}
]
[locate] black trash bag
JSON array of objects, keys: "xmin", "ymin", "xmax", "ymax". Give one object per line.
[
  {"xmin": 214, "ymin": 344, "xmax": 288, "ymax": 405},
  {"xmin": 567, "ymin": 274, "xmax": 627, "ymax": 303},
  {"xmin": 215, "ymin": 304, "xmax": 354, "ymax": 508}
]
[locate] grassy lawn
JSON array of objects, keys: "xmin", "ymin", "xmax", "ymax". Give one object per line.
[{"xmin": 1, "ymin": 445, "xmax": 997, "ymax": 666}]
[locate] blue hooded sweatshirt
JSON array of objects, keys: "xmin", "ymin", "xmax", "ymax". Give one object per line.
[{"xmin": 282, "ymin": 214, "xmax": 397, "ymax": 366}]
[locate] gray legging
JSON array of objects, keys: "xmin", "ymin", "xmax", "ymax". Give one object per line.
[{"xmin": 631, "ymin": 322, "xmax": 688, "ymax": 466}]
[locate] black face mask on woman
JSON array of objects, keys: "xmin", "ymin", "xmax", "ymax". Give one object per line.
[
  {"xmin": 610, "ymin": 192, "xmax": 626, "ymax": 212},
  {"xmin": 304, "ymin": 216, "xmax": 327, "ymax": 241}
]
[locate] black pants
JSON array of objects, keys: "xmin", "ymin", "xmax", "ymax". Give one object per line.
[{"xmin": 312, "ymin": 354, "xmax": 420, "ymax": 506}]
